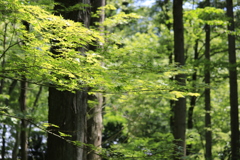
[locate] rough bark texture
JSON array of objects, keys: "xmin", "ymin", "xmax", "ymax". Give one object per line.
[
  {"xmin": 87, "ymin": 93, "xmax": 103, "ymax": 160},
  {"xmin": 47, "ymin": 88, "xmax": 88, "ymax": 160},
  {"xmin": 47, "ymin": 0, "xmax": 92, "ymax": 160},
  {"xmin": 173, "ymin": 0, "xmax": 186, "ymax": 159},
  {"xmin": 226, "ymin": 0, "xmax": 240, "ymax": 159}
]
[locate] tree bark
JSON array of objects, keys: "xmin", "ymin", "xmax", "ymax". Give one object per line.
[
  {"xmin": 226, "ymin": 0, "xmax": 240, "ymax": 159},
  {"xmin": 173, "ymin": 0, "xmax": 186, "ymax": 159},
  {"xmin": 199, "ymin": 1, "xmax": 212, "ymax": 159},
  {"xmin": 87, "ymin": 93, "xmax": 103, "ymax": 160},
  {"xmin": 47, "ymin": 0, "xmax": 91, "ymax": 160},
  {"xmin": 19, "ymin": 76, "xmax": 28, "ymax": 160},
  {"xmin": 204, "ymin": 23, "xmax": 212, "ymax": 160},
  {"xmin": 47, "ymin": 88, "xmax": 88, "ymax": 160}
]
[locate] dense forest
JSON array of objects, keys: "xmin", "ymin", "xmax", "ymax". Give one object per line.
[{"xmin": 0, "ymin": 0, "xmax": 240, "ymax": 159}]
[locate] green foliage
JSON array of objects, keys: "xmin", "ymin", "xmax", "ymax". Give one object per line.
[
  {"xmin": 0, "ymin": 0, "xmax": 239, "ymax": 159},
  {"xmin": 0, "ymin": 0, "xmax": 105, "ymax": 91},
  {"xmin": 185, "ymin": 7, "xmax": 227, "ymax": 25}
]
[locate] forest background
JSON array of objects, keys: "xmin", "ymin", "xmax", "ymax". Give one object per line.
[{"xmin": 0, "ymin": 0, "xmax": 240, "ymax": 159}]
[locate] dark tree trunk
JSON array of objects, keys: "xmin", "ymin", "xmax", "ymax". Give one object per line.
[
  {"xmin": 173, "ymin": 0, "xmax": 186, "ymax": 159},
  {"xmin": 47, "ymin": 88, "xmax": 88, "ymax": 160},
  {"xmin": 203, "ymin": 2, "xmax": 212, "ymax": 159},
  {"xmin": 204, "ymin": 23, "xmax": 212, "ymax": 160},
  {"xmin": 226, "ymin": 0, "xmax": 240, "ymax": 159},
  {"xmin": 47, "ymin": 0, "xmax": 91, "ymax": 160},
  {"xmin": 19, "ymin": 76, "xmax": 28, "ymax": 160}
]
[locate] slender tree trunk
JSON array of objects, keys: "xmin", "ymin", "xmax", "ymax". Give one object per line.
[
  {"xmin": 173, "ymin": 0, "xmax": 186, "ymax": 159},
  {"xmin": 47, "ymin": 1, "xmax": 91, "ymax": 160},
  {"xmin": 187, "ymin": 39, "xmax": 199, "ymax": 155},
  {"xmin": 204, "ymin": 23, "xmax": 212, "ymax": 160},
  {"xmin": 19, "ymin": 76, "xmax": 28, "ymax": 160},
  {"xmin": 226, "ymin": 0, "xmax": 240, "ymax": 159}
]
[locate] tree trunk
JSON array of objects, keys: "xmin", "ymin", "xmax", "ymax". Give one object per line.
[
  {"xmin": 173, "ymin": 0, "xmax": 186, "ymax": 159},
  {"xmin": 47, "ymin": 88, "xmax": 88, "ymax": 160},
  {"xmin": 87, "ymin": 93, "xmax": 103, "ymax": 160},
  {"xmin": 226, "ymin": 0, "xmax": 240, "ymax": 159},
  {"xmin": 47, "ymin": 0, "xmax": 91, "ymax": 160},
  {"xmin": 204, "ymin": 23, "xmax": 212, "ymax": 160},
  {"xmin": 19, "ymin": 76, "xmax": 28, "ymax": 160}
]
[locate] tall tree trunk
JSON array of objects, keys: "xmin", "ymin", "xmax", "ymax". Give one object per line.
[
  {"xmin": 47, "ymin": 1, "xmax": 91, "ymax": 160},
  {"xmin": 87, "ymin": 93, "xmax": 104, "ymax": 160},
  {"xmin": 19, "ymin": 76, "xmax": 28, "ymax": 160},
  {"xmin": 204, "ymin": 23, "xmax": 212, "ymax": 160},
  {"xmin": 226, "ymin": 0, "xmax": 240, "ymax": 159},
  {"xmin": 203, "ymin": 2, "xmax": 212, "ymax": 159},
  {"xmin": 173, "ymin": 0, "xmax": 186, "ymax": 159},
  {"xmin": 19, "ymin": 20, "xmax": 30, "ymax": 160},
  {"xmin": 47, "ymin": 88, "xmax": 88, "ymax": 160}
]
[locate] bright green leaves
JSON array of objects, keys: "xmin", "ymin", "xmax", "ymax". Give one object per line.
[
  {"xmin": 43, "ymin": 123, "xmax": 59, "ymax": 128},
  {"xmin": 59, "ymin": 131, "xmax": 72, "ymax": 137},
  {"xmin": 184, "ymin": 7, "xmax": 227, "ymax": 26},
  {"xmin": 0, "ymin": 0, "xmax": 106, "ymax": 91},
  {"xmin": 103, "ymin": 12, "xmax": 141, "ymax": 27}
]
